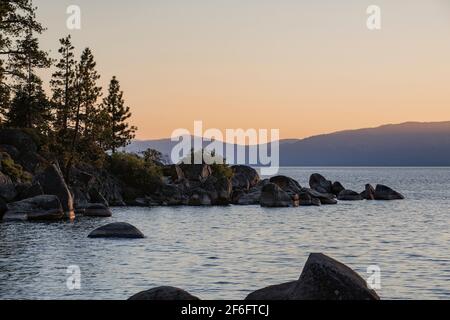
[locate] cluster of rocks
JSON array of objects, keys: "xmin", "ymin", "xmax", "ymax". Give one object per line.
[{"xmin": 128, "ymin": 253, "xmax": 380, "ymax": 300}]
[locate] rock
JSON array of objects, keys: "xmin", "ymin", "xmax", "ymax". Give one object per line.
[
  {"xmin": 290, "ymin": 253, "xmax": 380, "ymax": 300},
  {"xmin": 16, "ymin": 182, "xmax": 44, "ymax": 201},
  {"xmin": 302, "ymin": 188, "xmax": 337, "ymax": 205},
  {"xmin": 180, "ymin": 164, "xmax": 212, "ymax": 182},
  {"xmin": 260, "ymin": 183, "xmax": 294, "ymax": 207},
  {"xmin": 128, "ymin": 286, "xmax": 200, "ymax": 301},
  {"xmin": 88, "ymin": 188, "xmax": 109, "ymax": 207},
  {"xmin": 156, "ymin": 183, "xmax": 189, "ymax": 206},
  {"xmin": 0, "ymin": 173, "xmax": 17, "ymax": 202},
  {"xmin": 0, "ymin": 197, "xmax": 7, "ymax": 220},
  {"xmin": 309, "ymin": 173, "xmax": 332, "ymax": 194},
  {"xmin": 298, "ymin": 192, "xmax": 321, "ymax": 206},
  {"xmin": 338, "ymin": 190, "xmax": 363, "ymax": 201},
  {"xmin": 269, "ymin": 176, "xmax": 302, "ymax": 198},
  {"xmin": 202, "ymin": 176, "xmax": 232, "ymax": 205},
  {"xmin": 233, "ymin": 187, "xmax": 262, "ymax": 205},
  {"xmin": 331, "ymin": 181, "xmax": 345, "ymax": 196},
  {"xmin": 188, "ymin": 189, "xmax": 212, "ymax": 206},
  {"xmin": 88, "ymin": 222, "xmax": 144, "ymax": 239},
  {"xmin": 361, "ymin": 184, "xmax": 375, "ymax": 200},
  {"xmin": 231, "ymin": 165, "xmax": 260, "ymax": 191},
  {"xmin": 374, "ymin": 185, "xmax": 404, "ymax": 200},
  {"xmin": 3, "ymin": 195, "xmax": 64, "ymax": 222},
  {"xmin": 35, "ymin": 163, "xmax": 74, "ymax": 217},
  {"xmin": 245, "ymin": 281, "xmax": 298, "ymax": 300},
  {"xmin": 0, "ymin": 144, "xmax": 20, "ymax": 159},
  {"xmin": 0, "ymin": 129, "xmax": 38, "ymax": 154},
  {"xmin": 162, "ymin": 165, "xmax": 185, "ymax": 182},
  {"xmin": 84, "ymin": 203, "xmax": 112, "ymax": 217}
]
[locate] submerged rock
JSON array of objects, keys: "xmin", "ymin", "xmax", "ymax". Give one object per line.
[
  {"xmin": 3, "ymin": 195, "xmax": 64, "ymax": 222},
  {"xmin": 260, "ymin": 183, "xmax": 294, "ymax": 207},
  {"xmin": 128, "ymin": 286, "xmax": 200, "ymax": 300},
  {"xmin": 374, "ymin": 184, "xmax": 404, "ymax": 200},
  {"xmin": 88, "ymin": 222, "xmax": 144, "ymax": 239},
  {"xmin": 245, "ymin": 253, "xmax": 380, "ymax": 300},
  {"xmin": 338, "ymin": 190, "xmax": 363, "ymax": 201},
  {"xmin": 84, "ymin": 203, "xmax": 112, "ymax": 217}
]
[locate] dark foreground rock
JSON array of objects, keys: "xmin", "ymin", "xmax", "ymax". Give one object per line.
[
  {"xmin": 2, "ymin": 195, "xmax": 64, "ymax": 222},
  {"xmin": 231, "ymin": 165, "xmax": 260, "ymax": 191},
  {"xmin": 361, "ymin": 184, "xmax": 376, "ymax": 200},
  {"xmin": 88, "ymin": 222, "xmax": 144, "ymax": 239},
  {"xmin": 245, "ymin": 253, "xmax": 380, "ymax": 300},
  {"xmin": 309, "ymin": 173, "xmax": 332, "ymax": 194},
  {"xmin": 338, "ymin": 190, "xmax": 363, "ymax": 201},
  {"xmin": 331, "ymin": 181, "xmax": 345, "ymax": 196},
  {"xmin": 128, "ymin": 286, "xmax": 200, "ymax": 300},
  {"xmin": 260, "ymin": 183, "xmax": 295, "ymax": 207},
  {"xmin": 374, "ymin": 184, "xmax": 405, "ymax": 200},
  {"xmin": 83, "ymin": 203, "xmax": 112, "ymax": 217}
]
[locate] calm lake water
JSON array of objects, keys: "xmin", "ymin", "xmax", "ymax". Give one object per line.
[{"xmin": 0, "ymin": 168, "xmax": 449, "ymax": 300}]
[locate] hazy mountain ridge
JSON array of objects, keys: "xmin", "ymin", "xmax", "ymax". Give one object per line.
[{"xmin": 126, "ymin": 121, "xmax": 450, "ymax": 166}]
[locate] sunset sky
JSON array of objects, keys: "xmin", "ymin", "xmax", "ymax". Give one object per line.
[{"xmin": 35, "ymin": 0, "xmax": 450, "ymax": 140}]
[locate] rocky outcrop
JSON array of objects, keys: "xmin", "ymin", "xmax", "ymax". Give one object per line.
[
  {"xmin": 231, "ymin": 165, "xmax": 260, "ymax": 191},
  {"xmin": 88, "ymin": 222, "xmax": 144, "ymax": 239},
  {"xmin": 15, "ymin": 182, "xmax": 44, "ymax": 201},
  {"xmin": 260, "ymin": 183, "xmax": 295, "ymax": 207},
  {"xmin": 298, "ymin": 192, "xmax": 321, "ymax": 206},
  {"xmin": 180, "ymin": 164, "xmax": 212, "ymax": 182},
  {"xmin": 0, "ymin": 172, "xmax": 17, "ymax": 202},
  {"xmin": 331, "ymin": 181, "xmax": 345, "ymax": 196},
  {"xmin": 361, "ymin": 184, "xmax": 375, "ymax": 200},
  {"xmin": 309, "ymin": 173, "xmax": 332, "ymax": 194},
  {"xmin": 128, "ymin": 286, "xmax": 200, "ymax": 300},
  {"xmin": 374, "ymin": 185, "xmax": 405, "ymax": 200},
  {"xmin": 202, "ymin": 176, "xmax": 232, "ymax": 205},
  {"xmin": 83, "ymin": 204, "xmax": 112, "ymax": 217},
  {"xmin": 269, "ymin": 176, "xmax": 302, "ymax": 199},
  {"xmin": 2, "ymin": 195, "xmax": 64, "ymax": 222},
  {"xmin": 245, "ymin": 253, "xmax": 380, "ymax": 300},
  {"xmin": 35, "ymin": 164, "xmax": 74, "ymax": 217},
  {"xmin": 337, "ymin": 190, "xmax": 363, "ymax": 201},
  {"xmin": 302, "ymin": 188, "xmax": 337, "ymax": 205}
]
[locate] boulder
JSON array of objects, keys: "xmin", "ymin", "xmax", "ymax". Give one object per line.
[
  {"xmin": 331, "ymin": 181, "xmax": 345, "ymax": 196},
  {"xmin": 188, "ymin": 189, "xmax": 212, "ymax": 206},
  {"xmin": 88, "ymin": 222, "xmax": 144, "ymax": 239},
  {"xmin": 233, "ymin": 187, "xmax": 262, "ymax": 205},
  {"xmin": 0, "ymin": 197, "xmax": 7, "ymax": 220},
  {"xmin": 203, "ymin": 176, "xmax": 232, "ymax": 205},
  {"xmin": 309, "ymin": 173, "xmax": 332, "ymax": 194},
  {"xmin": 128, "ymin": 286, "xmax": 200, "ymax": 300},
  {"xmin": 84, "ymin": 203, "xmax": 112, "ymax": 217},
  {"xmin": 231, "ymin": 165, "xmax": 260, "ymax": 191},
  {"xmin": 298, "ymin": 192, "xmax": 321, "ymax": 206},
  {"xmin": 260, "ymin": 183, "xmax": 294, "ymax": 207},
  {"xmin": 0, "ymin": 172, "xmax": 17, "ymax": 202},
  {"xmin": 180, "ymin": 164, "xmax": 212, "ymax": 182},
  {"xmin": 2, "ymin": 195, "xmax": 64, "ymax": 222},
  {"xmin": 15, "ymin": 182, "xmax": 44, "ymax": 201},
  {"xmin": 35, "ymin": 163, "xmax": 74, "ymax": 217},
  {"xmin": 289, "ymin": 253, "xmax": 380, "ymax": 300},
  {"xmin": 302, "ymin": 188, "xmax": 337, "ymax": 205},
  {"xmin": 162, "ymin": 165, "xmax": 185, "ymax": 182},
  {"xmin": 269, "ymin": 176, "xmax": 302, "ymax": 198},
  {"xmin": 245, "ymin": 281, "xmax": 298, "ymax": 300},
  {"xmin": 338, "ymin": 190, "xmax": 363, "ymax": 201},
  {"xmin": 374, "ymin": 185, "xmax": 404, "ymax": 200},
  {"xmin": 0, "ymin": 129, "xmax": 38, "ymax": 154},
  {"xmin": 361, "ymin": 184, "xmax": 375, "ymax": 200}
]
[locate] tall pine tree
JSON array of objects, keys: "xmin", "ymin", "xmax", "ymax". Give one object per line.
[{"xmin": 102, "ymin": 76, "xmax": 136, "ymax": 153}]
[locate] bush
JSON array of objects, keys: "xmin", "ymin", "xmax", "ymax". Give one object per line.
[
  {"xmin": 0, "ymin": 152, "xmax": 32, "ymax": 182},
  {"xmin": 109, "ymin": 153, "xmax": 163, "ymax": 194}
]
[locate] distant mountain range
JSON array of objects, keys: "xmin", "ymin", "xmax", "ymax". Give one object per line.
[{"xmin": 126, "ymin": 121, "xmax": 450, "ymax": 166}]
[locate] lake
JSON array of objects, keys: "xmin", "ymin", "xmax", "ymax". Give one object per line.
[{"xmin": 0, "ymin": 167, "xmax": 449, "ymax": 300}]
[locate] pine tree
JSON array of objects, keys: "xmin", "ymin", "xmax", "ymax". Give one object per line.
[
  {"xmin": 102, "ymin": 76, "xmax": 136, "ymax": 153},
  {"xmin": 50, "ymin": 35, "xmax": 76, "ymax": 132}
]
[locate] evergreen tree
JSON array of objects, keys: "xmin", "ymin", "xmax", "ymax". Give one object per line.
[
  {"xmin": 102, "ymin": 76, "xmax": 136, "ymax": 153},
  {"xmin": 50, "ymin": 35, "xmax": 76, "ymax": 132}
]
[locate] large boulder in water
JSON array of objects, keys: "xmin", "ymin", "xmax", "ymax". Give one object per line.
[
  {"xmin": 374, "ymin": 185, "xmax": 404, "ymax": 200},
  {"xmin": 35, "ymin": 163, "xmax": 74, "ymax": 217},
  {"xmin": 331, "ymin": 181, "xmax": 345, "ymax": 196},
  {"xmin": 361, "ymin": 184, "xmax": 375, "ymax": 200},
  {"xmin": 245, "ymin": 253, "xmax": 380, "ymax": 300},
  {"xmin": 231, "ymin": 165, "xmax": 260, "ymax": 191},
  {"xmin": 84, "ymin": 203, "xmax": 112, "ymax": 217},
  {"xmin": 88, "ymin": 222, "xmax": 144, "ymax": 239},
  {"xmin": 309, "ymin": 173, "xmax": 332, "ymax": 194},
  {"xmin": 128, "ymin": 286, "xmax": 200, "ymax": 300},
  {"xmin": 2, "ymin": 195, "xmax": 64, "ymax": 222},
  {"xmin": 338, "ymin": 190, "xmax": 363, "ymax": 201},
  {"xmin": 260, "ymin": 183, "xmax": 294, "ymax": 207},
  {"xmin": 290, "ymin": 253, "xmax": 380, "ymax": 300},
  {"xmin": 302, "ymin": 188, "xmax": 337, "ymax": 205},
  {"xmin": 269, "ymin": 176, "xmax": 302, "ymax": 198},
  {"xmin": 245, "ymin": 281, "xmax": 298, "ymax": 300}
]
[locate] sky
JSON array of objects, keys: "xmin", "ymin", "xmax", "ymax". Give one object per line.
[{"xmin": 34, "ymin": 0, "xmax": 450, "ymax": 140}]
